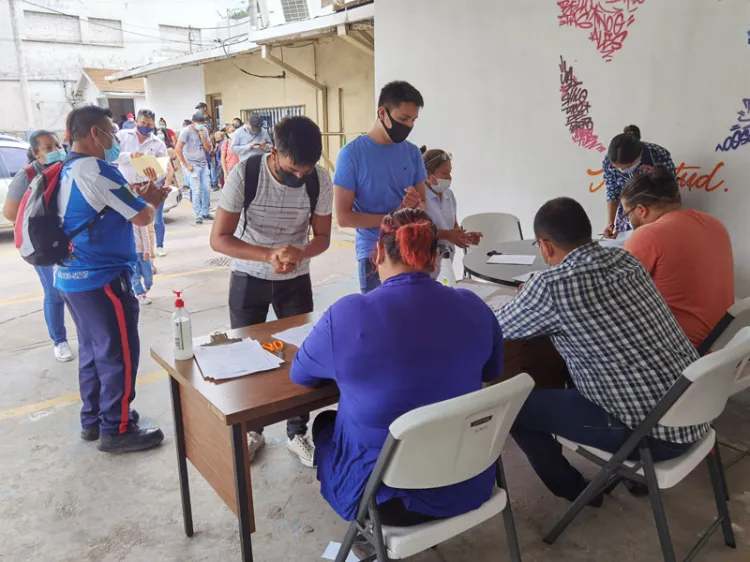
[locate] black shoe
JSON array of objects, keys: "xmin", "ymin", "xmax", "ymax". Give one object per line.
[
  {"xmin": 80, "ymin": 409, "xmax": 140, "ymax": 441},
  {"xmin": 624, "ymin": 479, "xmax": 649, "ymax": 497},
  {"xmin": 563, "ymin": 479, "xmax": 604, "ymax": 508},
  {"xmin": 98, "ymin": 425, "xmax": 163, "ymax": 453},
  {"xmin": 195, "ymin": 217, "xmax": 204, "ymax": 225},
  {"xmin": 202, "ymin": 213, "xmax": 215, "ymax": 220}
]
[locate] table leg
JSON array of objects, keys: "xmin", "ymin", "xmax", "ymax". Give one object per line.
[
  {"xmin": 169, "ymin": 376, "xmax": 194, "ymax": 537},
  {"xmin": 231, "ymin": 423, "xmax": 254, "ymax": 562}
]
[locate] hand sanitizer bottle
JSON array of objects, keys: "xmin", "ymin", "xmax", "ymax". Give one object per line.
[
  {"xmin": 437, "ymin": 252, "xmax": 456, "ymax": 287},
  {"xmin": 172, "ymin": 290, "xmax": 193, "ymax": 360}
]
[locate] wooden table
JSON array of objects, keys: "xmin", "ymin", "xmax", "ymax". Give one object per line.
[
  {"xmin": 463, "ymin": 240, "xmax": 547, "ymax": 287},
  {"xmin": 151, "ymin": 314, "xmax": 339, "ymax": 562}
]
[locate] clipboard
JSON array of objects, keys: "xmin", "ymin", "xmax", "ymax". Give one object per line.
[{"xmin": 130, "ymin": 154, "xmax": 165, "ymax": 176}]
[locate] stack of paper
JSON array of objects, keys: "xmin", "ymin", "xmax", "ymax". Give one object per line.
[
  {"xmin": 273, "ymin": 322, "xmax": 316, "ymax": 348},
  {"xmin": 193, "ymin": 339, "xmax": 283, "ymax": 381},
  {"xmin": 486, "ymin": 254, "xmax": 536, "ymax": 265}
]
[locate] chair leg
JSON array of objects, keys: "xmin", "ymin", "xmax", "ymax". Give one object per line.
[
  {"xmin": 335, "ymin": 523, "xmax": 360, "ymax": 562},
  {"xmin": 369, "ymin": 501, "xmax": 390, "ymax": 562},
  {"xmin": 497, "ymin": 459, "xmax": 522, "ymax": 562},
  {"xmin": 712, "ymin": 444, "xmax": 730, "ymax": 501},
  {"xmin": 707, "ymin": 448, "xmax": 736, "ymax": 548},
  {"xmin": 640, "ymin": 446, "xmax": 676, "ymax": 562}
]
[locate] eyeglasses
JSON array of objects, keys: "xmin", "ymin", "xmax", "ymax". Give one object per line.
[
  {"xmin": 424, "ymin": 151, "xmax": 453, "ymax": 167},
  {"xmin": 531, "ymin": 239, "xmax": 548, "ymax": 248}
]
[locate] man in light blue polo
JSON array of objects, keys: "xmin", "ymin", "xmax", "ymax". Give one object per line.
[
  {"xmin": 231, "ymin": 115, "xmax": 273, "ymax": 163},
  {"xmin": 333, "ymin": 81, "xmax": 427, "ymax": 293}
]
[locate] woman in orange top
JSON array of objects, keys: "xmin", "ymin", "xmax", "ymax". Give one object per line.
[{"xmin": 621, "ymin": 165, "xmax": 734, "ymax": 348}]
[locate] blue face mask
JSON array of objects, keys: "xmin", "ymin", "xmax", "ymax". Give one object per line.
[
  {"xmin": 137, "ymin": 125, "xmax": 154, "ymax": 136},
  {"xmin": 44, "ymin": 149, "xmax": 66, "ymax": 165},
  {"xmin": 95, "ymin": 127, "xmax": 121, "ymax": 163},
  {"xmin": 194, "ymin": 124, "xmax": 205, "ymax": 131},
  {"xmin": 618, "ymin": 161, "xmax": 640, "ymax": 176}
]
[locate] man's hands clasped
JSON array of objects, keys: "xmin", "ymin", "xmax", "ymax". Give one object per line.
[{"xmin": 268, "ymin": 244, "xmax": 304, "ymax": 274}]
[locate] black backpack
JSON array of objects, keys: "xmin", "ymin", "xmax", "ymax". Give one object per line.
[{"xmin": 241, "ymin": 153, "xmax": 319, "ymax": 236}]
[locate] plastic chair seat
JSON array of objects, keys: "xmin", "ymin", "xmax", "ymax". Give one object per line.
[
  {"xmin": 557, "ymin": 429, "xmax": 716, "ymax": 489},
  {"xmin": 382, "ymin": 488, "xmax": 508, "ymax": 559}
]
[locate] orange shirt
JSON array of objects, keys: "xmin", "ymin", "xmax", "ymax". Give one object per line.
[{"xmin": 625, "ymin": 209, "xmax": 734, "ymax": 348}]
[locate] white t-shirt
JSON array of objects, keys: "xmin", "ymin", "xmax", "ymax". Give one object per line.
[
  {"xmin": 425, "ymin": 185, "xmax": 457, "ymax": 258},
  {"xmin": 218, "ymin": 154, "xmax": 333, "ymax": 280}
]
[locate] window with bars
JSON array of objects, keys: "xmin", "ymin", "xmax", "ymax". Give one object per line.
[
  {"xmin": 240, "ymin": 105, "xmax": 305, "ymax": 142},
  {"xmin": 280, "ymin": 0, "xmax": 310, "ymax": 23}
]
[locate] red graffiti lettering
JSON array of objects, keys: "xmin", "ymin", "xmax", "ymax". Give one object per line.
[{"xmin": 560, "ymin": 56, "xmax": 607, "ymax": 153}]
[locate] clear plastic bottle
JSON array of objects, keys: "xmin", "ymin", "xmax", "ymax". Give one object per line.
[
  {"xmin": 437, "ymin": 251, "xmax": 456, "ymax": 287},
  {"xmin": 172, "ymin": 290, "xmax": 193, "ymax": 360}
]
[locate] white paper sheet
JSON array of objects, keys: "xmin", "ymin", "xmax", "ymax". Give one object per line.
[
  {"xmin": 273, "ymin": 322, "xmax": 316, "ymax": 348},
  {"xmin": 486, "ymin": 294, "xmax": 515, "ymax": 310},
  {"xmin": 486, "ymin": 254, "xmax": 536, "ymax": 265},
  {"xmin": 456, "ymin": 281, "xmax": 504, "ymax": 300},
  {"xmin": 512, "ymin": 270, "xmax": 542, "ymax": 283},
  {"xmin": 322, "ymin": 541, "xmax": 367, "ymax": 562},
  {"xmin": 193, "ymin": 339, "xmax": 283, "ymax": 381},
  {"xmin": 130, "ymin": 153, "xmax": 165, "ymax": 176}
]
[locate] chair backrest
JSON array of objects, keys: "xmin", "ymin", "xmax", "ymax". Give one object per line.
[
  {"xmin": 727, "ymin": 327, "xmax": 750, "ymax": 395},
  {"xmin": 699, "ymin": 298, "xmax": 750, "ymax": 355},
  {"xmin": 460, "ymin": 213, "xmax": 523, "ymax": 248},
  {"xmin": 660, "ymin": 333, "xmax": 750, "ymax": 427},
  {"xmin": 381, "ymin": 374, "xmax": 534, "ymax": 490}
]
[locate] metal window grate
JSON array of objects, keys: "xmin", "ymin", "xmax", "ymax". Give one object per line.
[
  {"xmin": 280, "ymin": 0, "xmax": 310, "ymax": 23},
  {"xmin": 241, "ymin": 105, "xmax": 305, "ymax": 142}
]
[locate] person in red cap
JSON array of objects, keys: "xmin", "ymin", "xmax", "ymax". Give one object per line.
[{"xmin": 121, "ymin": 113, "xmax": 135, "ymax": 130}]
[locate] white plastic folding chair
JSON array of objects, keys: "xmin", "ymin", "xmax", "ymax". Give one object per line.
[
  {"xmin": 333, "ymin": 374, "xmax": 535, "ymax": 562},
  {"xmin": 461, "ymin": 213, "xmax": 523, "ymax": 279},
  {"xmin": 543, "ymin": 337, "xmax": 750, "ymax": 562}
]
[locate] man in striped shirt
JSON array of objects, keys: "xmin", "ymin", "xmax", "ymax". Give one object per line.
[
  {"xmin": 210, "ymin": 116, "xmax": 333, "ymax": 468},
  {"xmin": 495, "ymin": 197, "xmax": 707, "ymax": 504}
]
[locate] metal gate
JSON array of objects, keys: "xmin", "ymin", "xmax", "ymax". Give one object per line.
[{"xmin": 240, "ymin": 105, "xmax": 304, "ymax": 142}]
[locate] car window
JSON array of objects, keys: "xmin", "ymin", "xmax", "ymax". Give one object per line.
[{"xmin": 0, "ymin": 146, "xmax": 29, "ymax": 179}]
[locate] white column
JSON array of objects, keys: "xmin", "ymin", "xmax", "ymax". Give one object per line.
[{"xmin": 8, "ymin": 0, "xmax": 34, "ymax": 132}]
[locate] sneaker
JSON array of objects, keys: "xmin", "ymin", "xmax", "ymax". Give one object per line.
[
  {"xmin": 195, "ymin": 216, "xmax": 204, "ymax": 225},
  {"xmin": 287, "ymin": 434, "xmax": 315, "ymax": 468},
  {"xmin": 247, "ymin": 431, "xmax": 266, "ymax": 462},
  {"xmin": 202, "ymin": 213, "xmax": 215, "ymax": 221},
  {"xmin": 156, "ymin": 247, "xmax": 167, "ymax": 258},
  {"xmin": 137, "ymin": 294, "xmax": 152, "ymax": 305},
  {"xmin": 151, "ymin": 264, "xmax": 157, "ymax": 275},
  {"xmin": 54, "ymin": 341, "xmax": 74, "ymax": 363},
  {"xmin": 98, "ymin": 425, "xmax": 164, "ymax": 453}
]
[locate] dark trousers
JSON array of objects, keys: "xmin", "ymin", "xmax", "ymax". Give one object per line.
[
  {"xmin": 501, "ymin": 337, "xmax": 573, "ymax": 389},
  {"xmin": 229, "ymin": 271, "xmax": 313, "ymax": 439},
  {"xmin": 358, "ymin": 258, "xmax": 381, "ymax": 294},
  {"xmin": 312, "ymin": 411, "xmax": 442, "ymax": 527},
  {"xmin": 62, "ymin": 272, "xmax": 139, "ymax": 435},
  {"xmin": 510, "ymin": 388, "xmax": 692, "ymax": 499}
]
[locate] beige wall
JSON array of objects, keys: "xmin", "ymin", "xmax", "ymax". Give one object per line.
[{"xmin": 203, "ymin": 36, "xmax": 375, "ymax": 169}]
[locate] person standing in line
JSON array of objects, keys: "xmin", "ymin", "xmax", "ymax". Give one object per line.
[
  {"xmin": 175, "ymin": 112, "xmax": 214, "ymax": 224},
  {"xmin": 195, "ymin": 102, "xmax": 215, "ymax": 133},
  {"xmin": 121, "ymin": 113, "xmax": 135, "ymax": 130},
  {"xmin": 158, "ymin": 118, "xmax": 176, "ymax": 146},
  {"xmin": 230, "ymin": 115, "xmax": 273, "ymax": 163},
  {"xmin": 3, "ymin": 130, "xmax": 74, "ymax": 362},
  {"xmin": 334, "ymin": 81, "xmax": 427, "ymax": 294},
  {"xmin": 221, "ymin": 124, "xmax": 241, "ymax": 182},
  {"xmin": 57, "ymin": 105, "xmax": 167, "ymax": 452},
  {"xmin": 602, "ymin": 125, "xmax": 675, "ymax": 238},
  {"xmin": 132, "ymin": 222, "xmax": 154, "ymax": 305},
  {"xmin": 115, "ymin": 109, "xmax": 169, "ymax": 258},
  {"xmin": 210, "ymin": 116, "xmax": 333, "ymax": 467},
  {"xmin": 210, "ymin": 130, "xmax": 225, "ymax": 190}
]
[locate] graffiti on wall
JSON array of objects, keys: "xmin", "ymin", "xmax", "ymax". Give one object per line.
[
  {"xmin": 715, "ymin": 99, "xmax": 750, "ymax": 153},
  {"xmin": 559, "ymin": 56, "xmax": 607, "ymax": 152},
  {"xmin": 586, "ymin": 161, "xmax": 727, "ymax": 194},
  {"xmin": 557, "ymin": 0, "xmax": 646, "ymax": 62}
]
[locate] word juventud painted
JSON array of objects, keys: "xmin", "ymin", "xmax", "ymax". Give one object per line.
[
  {"xmin": 559, "ymin": 56, "xmax": 606, "ymax": 153},
  {"xmin": 587, "ymin": 162, "xmax": 726, "ymax": 193},
  {"xmin": 715, "ymin": 98, "xmax": 750, "ymax": 153},
  {"xmin": 557, "ymin": 0, "xmax": 646, "ymax": 62}
]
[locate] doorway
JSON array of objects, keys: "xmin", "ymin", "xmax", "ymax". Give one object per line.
[
  {"xmin": 108, "ymin": 98, "xmax": 135, "ymax": 127},
  {"xmin": 208, "ymin": 95, "xmax": 223, "ymax": 129}
]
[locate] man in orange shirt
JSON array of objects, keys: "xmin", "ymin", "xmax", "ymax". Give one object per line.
[{"xmin": 621, "ymin": 165, "xmax": 734, "ymax": 348}]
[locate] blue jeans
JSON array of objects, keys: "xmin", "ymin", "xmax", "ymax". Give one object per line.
[
  {"xmin": 34, "ymin": 265, "xmax": 67, "ymax": 345},
  {"xmin": 209, "ymin": 159, "xmax": 222, "ymax": 186},
  {"xmin": 510, "ymin": 388, "xmax": 692, "ymax": 499},
  {"xmin": 188, "ymin": 164, "xmax": 210, "ymax": 217},
  {"xmin": 358, "ymin": 258, "xmax": 381, "ymax": 294},
  {"xmin": 154, "ymin": 203, "xmax": 165, "ymax": 248},
  {"xmin": 132, "ymin": 256, "xmax": 154, "ymax": 296}
]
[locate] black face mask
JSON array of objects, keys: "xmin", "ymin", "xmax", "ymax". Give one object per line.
[
  {"xmin": 276, "ymin": 164, "xmax": 307, "ymax": 188},
  {"xmin": 381, "ymin": 109, "xmax": 413, "ymax": 144}
]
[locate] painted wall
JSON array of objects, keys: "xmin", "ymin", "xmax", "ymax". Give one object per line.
[
  {"xmin": 203, "ymin": 36, "xmax": 375, "ymax": 167},
  {"xmin": 0, "ymin": 0, "xmax": 228, "ymax": 134},
  {"xmin": 144, "ymin": 66, "xmax": 207, "ymax": 133},
  {"xmin": 375, "ymin": 0, "xmax": 750, "ymax": 293}
]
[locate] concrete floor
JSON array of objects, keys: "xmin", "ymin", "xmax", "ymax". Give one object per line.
[{"xmin": 1, "ymin": 194, "xmax": 749, "ymax": 561}]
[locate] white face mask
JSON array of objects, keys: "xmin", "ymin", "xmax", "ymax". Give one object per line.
[{"xmin": 432, "ymin": 178, "xmax": 452, "ymax": 193}]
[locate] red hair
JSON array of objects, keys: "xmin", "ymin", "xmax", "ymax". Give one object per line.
[{"xmin": 378, "ymin": 209, "xmax": 439, "ymax": 270}]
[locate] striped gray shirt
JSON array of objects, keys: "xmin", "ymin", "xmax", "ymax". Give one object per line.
[{"xmin": 218, "ymin": 154, "xmax": 333, "ymax": 280}]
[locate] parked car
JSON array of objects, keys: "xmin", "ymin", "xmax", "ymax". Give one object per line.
[{"xmin": 0, "ymin": 138, "xmax": 30, "ymax": 230}]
